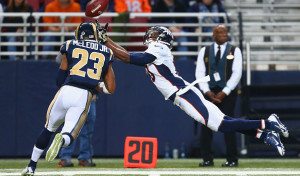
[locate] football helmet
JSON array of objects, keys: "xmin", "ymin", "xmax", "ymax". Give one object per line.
[
  {"xmin": 143, "ymin": 26, "xmax": 174, "ymax": 49},
  {"xmin": 75, "ymin": 22, "xmax": 99, "ymax": 41}
]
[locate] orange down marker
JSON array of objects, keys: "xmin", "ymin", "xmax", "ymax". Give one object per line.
[{"xmin": 124, "ymin": 136, "xmax": 158, "ymax": 168}]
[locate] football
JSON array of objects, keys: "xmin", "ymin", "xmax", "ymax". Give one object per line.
[{"xmin": 85, "ymin": 0, "xmax": 110, "ymax": 17}]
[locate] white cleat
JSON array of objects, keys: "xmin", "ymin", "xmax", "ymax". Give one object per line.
[
  {"xmin": 268, "ymin": 114, "xmax": 289, "ymax": 138},
  {"xmin": 21, "ymin": 167, "xmax": 34, "ymax": 176},
  {"xmin": 45, "ymin": 133, "xmax": 63, "ymax": 162}
]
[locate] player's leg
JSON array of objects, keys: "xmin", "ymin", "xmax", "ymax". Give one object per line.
[
  {"xmin": 174, "ymin": 87, "xmax": 287, "ymax": 155},
  {"xmin": 219, "ymin": 116, "xmax": 286, "ymax": 156},
  {"xmin": 46, "ymin": 86, "xmax": 93, "ymax": 162},
  {"xmin": 196, "ymin": 87, "xmax": 288, "ymax": 156},
  {"xmin": 190, "ymin": 87, "xmax": 288, "ymax": 137},
  {"xmin": 22, "ymin": 89, "xmax": 66, "ymax": 176}
]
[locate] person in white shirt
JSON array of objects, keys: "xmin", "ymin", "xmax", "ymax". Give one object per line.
[
  {"xmin": 195, "ymin": 24, "xmax": 242, "ymax": 167},
  {"xmin": 99, "ymin": 25, "xmax": 288, "ymax": 160}
]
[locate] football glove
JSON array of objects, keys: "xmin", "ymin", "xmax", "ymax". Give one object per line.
[{"xmin": 96, "ymin": 21, "xmax": 109, "ymax": 44}]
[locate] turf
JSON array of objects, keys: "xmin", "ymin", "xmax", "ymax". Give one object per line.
[
  {"xmin": 1, "ymin": 158, "xmax": 300, "ymax": 175},
  {"xmin": 0, "ymin": 158, "xmax": 300, "ymax": 169}
]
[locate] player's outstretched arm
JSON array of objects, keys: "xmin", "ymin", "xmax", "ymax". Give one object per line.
[
  {"xmin": 105, "ymin": 37, "xmax": 130, "ymax": 63},
  {"xmin": 106, "ymin": 37, "xmax": 156, "ymax": 66}
]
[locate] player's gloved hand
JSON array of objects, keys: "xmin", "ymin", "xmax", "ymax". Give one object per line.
[
  {"xmin": 215, "ymin": 91, "xmax": 226, "ymax": 103},
  {"xmin": 205, "ymin": 91, "xmax": 221, "ymax": 104},
  {"xmin": 97, "ymin": 23, "xmax": 109, "ymax": 44}
]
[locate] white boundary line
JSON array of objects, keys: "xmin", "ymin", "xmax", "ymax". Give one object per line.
[{"xmin": 1, "ymin": 170, "xmax": 300, "ymax": 176}]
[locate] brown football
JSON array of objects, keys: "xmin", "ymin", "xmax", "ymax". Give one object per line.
[{"xmin": 85, "ymin": 0, "xmax": 109, "ymax": 17}]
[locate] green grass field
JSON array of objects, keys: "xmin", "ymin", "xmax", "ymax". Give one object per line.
[{"xmin": 1, "ymin": 158, "xmax": 300, "ymax": 176}]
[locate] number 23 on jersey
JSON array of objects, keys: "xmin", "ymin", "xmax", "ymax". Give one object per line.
[{"xmin": 70, "ymin": 48, "xmax": 105, "ymax": 80}]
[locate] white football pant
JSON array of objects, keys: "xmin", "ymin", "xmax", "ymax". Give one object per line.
[
  {"xmin": 174, "ymin": 87, "xmax": 224, "ymax": 131},
  {"xmin": 45, "ymin": 85, "xmax": 93, "ymax": 139}
]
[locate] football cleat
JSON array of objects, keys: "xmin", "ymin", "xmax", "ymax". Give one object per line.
[
  {"xmin": 263, "ymin": 131, "xmax": 285, "ymax": 156},
  {"xmin": 21, "ymin": 166, "xmax": 34, "ymax": 176},
  {"xmin": 46, "ymin": 133, "xmax": 63, "ymax": 162},
  {"xmin": 268, "ymin": 114, "xmax": 289, "ymax": 138}
]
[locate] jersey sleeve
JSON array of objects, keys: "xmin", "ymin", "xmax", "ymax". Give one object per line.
[
  {"xmin": 60, "ymin": 40, "xmax": 72, "ymax": 55},
  {"xmin": 144, "ymin": 42, "xmax": 166, "ymax": 65}
]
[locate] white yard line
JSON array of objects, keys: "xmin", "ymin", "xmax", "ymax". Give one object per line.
[{"xmin": 1, "ymin": 170, "xmax": 300, "ymax": 176}]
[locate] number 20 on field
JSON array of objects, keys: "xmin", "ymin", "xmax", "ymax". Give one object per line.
[{"xmin": 124, "ymin": 136, "xmax": 158, "ymax": 168}]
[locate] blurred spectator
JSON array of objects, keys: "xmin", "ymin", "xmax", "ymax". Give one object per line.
[
  {"xmin": 0, "ymin": 0, "xmax": 7, "ymax": 7},
  {"xmin": 188, "ymin": 0, "xmax": 228, "ymax": 42},
  {"xmin": 78, "ymin": 0, "xmax": 88, "ymax": 11},
  {"xmin": 152, "ymin": 0, "xmax": 189, "ymax": 60},
  {"xmin": 42, "ymin": 0, "xmax": 82, "ymax": 59},
  {"xmin": 0, "ymin": 3, "xmax": 3, "ymax": 25},
  {"xmin": 2, "ymin": 0, "xmax": 35, "ymax": 60},
  {"xmin": 114, "ymin": 0, "xmax": 151, "ymax": 13},
  {"xmin": 37, "ymin": 0, "xmax": 46, "ymax": 12},
  {"xmin": 113, "ymin": 0, "xmax": 151, "ymax": 51}
]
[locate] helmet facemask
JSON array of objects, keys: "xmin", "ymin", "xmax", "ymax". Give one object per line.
[{"xmin": 143, "ymin": 26, "xmax": 174, "ymax": 49}]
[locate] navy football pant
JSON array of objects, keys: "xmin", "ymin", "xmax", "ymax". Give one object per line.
[{"xmin": 173, "ymin": 87, "xmax": 264, "ymax": 136}]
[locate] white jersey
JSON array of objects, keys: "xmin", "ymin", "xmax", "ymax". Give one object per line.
[{"xmin": 145, "ymin": 42, "xmax": 187, "ymax": 100}]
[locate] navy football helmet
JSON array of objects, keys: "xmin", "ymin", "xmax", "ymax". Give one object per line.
[
  {"xmin": 75, "ymin": 22, "xmax": 99, "ymax": 41},
  {"xmin": 143, "ymin": 26, "xmax": 174, "ymax": 49}
]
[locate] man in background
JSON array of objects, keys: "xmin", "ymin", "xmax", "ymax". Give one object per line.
[{"xmin": 195, "ymin": 24, "xmax": 242, "ymax": 167}]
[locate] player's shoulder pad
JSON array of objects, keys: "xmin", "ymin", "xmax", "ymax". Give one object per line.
[
  {"xmin": 145, "ymin": 42, "xmax": 170, "ymax": 58},
  {"xmin": 60, "ymin": 40, "xmax": 72, "ymax": 55}
]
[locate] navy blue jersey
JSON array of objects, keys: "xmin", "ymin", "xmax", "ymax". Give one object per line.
[{"xmin": 60, "ymin": 40, "xmax": 113, "ymax": 91}]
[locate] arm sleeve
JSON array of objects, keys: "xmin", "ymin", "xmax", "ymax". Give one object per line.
[
  {"xmin": 222, "ymin": 47, "xmax": 243, "ymax": 95},
  {"xmin": 195, "ymin": 47, "xmax": 210, "ymax": 93},
  {"xmin": 56, "ymin": 69, "xmax": 68, "ymax": 87},
  {"xmin": 129, "ymin": 52, "xmax": 156, "ymax": 66},
  {"xmin": 59, "ymin": 40, "xmax": 71, "ymax": 55},
  {"xmin": 60, "ymin": 44, "xmax": 67, "ymax": 55}
]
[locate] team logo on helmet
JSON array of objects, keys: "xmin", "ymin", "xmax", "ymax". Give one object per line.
[
  {"xmin": 143, "ymin": 26, "xmax": 174, "ymax": 49},
  {"xmin": 75, "ymin": 22, "xmax": 99, "ymax": 41}
]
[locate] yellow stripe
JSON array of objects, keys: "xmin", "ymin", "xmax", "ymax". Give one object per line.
[
  {"xmin": 45, "ymin": 89, "xmax": 61, "ymax": 128},
  {"xmin": 109, "ymin": 48, "xmax": 114, "ymax": 60},
  {"xmin": 91, "ymin": 23, "xmax": 97, "ymax": 41},
  {"xmin": 71, "ymin": 91, "xmax": 93, "ymax": 139},
  {"xmin": 75, "ymin": 24, "xmax": 80, "ymax": 40},
  {"xmin": 66, "ymin": 40, "xmax": 71, "ymax": 50}
]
